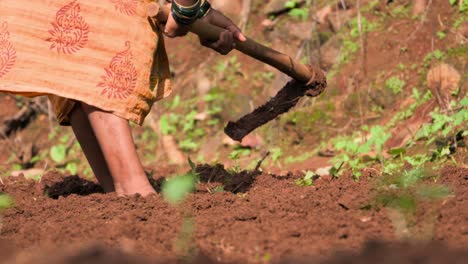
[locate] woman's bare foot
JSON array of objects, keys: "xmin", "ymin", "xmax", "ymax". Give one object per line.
[
  {"xmin": 71, "ymin": 102, "xmax": 156, "ymax": 196},
  {"xmin": 114, "ymin": 180, "xmax": 156, "ymax": 197}
]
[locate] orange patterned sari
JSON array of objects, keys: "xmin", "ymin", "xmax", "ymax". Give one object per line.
[{"xmin": 0, "ymin": 0, "xmax": 171, "ymax": 125}]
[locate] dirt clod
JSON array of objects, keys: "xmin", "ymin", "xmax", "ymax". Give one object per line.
[{"xmin": 224, "ymin": 65, "xmax": 327, "ymax": 141}]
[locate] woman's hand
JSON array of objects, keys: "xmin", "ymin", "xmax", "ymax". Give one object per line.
[
  {"xmin": 198, "ymin": 9, "xmax": 247, "ymax": 55},
  {"xmin": 163, "ymin": 1, "xmax": 191, "ymax": 38},
  {"xmin": 162, "ymin": 1, "xmax": 246, "ymax": 55}
]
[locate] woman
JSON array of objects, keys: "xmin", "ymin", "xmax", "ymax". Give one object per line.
[{"xmin": 0, "ymin": 0, "xmax": 246, "ymax": 196}]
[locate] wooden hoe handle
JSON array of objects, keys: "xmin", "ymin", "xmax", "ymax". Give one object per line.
[{"xmin": 155, "ymin": 5, "xmax": 316, "ymax": 84}]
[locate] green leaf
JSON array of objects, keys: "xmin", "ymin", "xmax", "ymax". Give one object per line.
[
  {"xmin": 385, "ymin": 76, "xmax": 406, "ymax": 95},
  {"xmin": 188, "ymin": 157, "xmax": 196, "ymax": 172},
  {"xmin": 417, "ymin": 185, "xmax": 452, "ymax": 200},
  {"xmin": 388, "ymin": 147, "xmax": 406, "ymax": 156},
  {"xmin": 59, "ymin": 135, "xmax": 70, "ymax": 144},
  {"xmin": 284, "ymin": 0, "xmax": 297, "ymax": 9},
  {"xmin": 212, "ymin": 186, "xmax": 225, "ymax": 193},
  {"xmin": 65, "ymin": 162, "xmax": 78, "ymax": 175},
  {"xmin": 229, "ymin": 148, "xmax": 251, "ymax": 160},
  {"xmin": 449, "ymin": 0, "xmax": 457, "ymax": 6},
  {"xmin": 440, "ymin": 146, "xmax": 451, "ymax": 157},
  {"xmin": 460, "ymin": 97, "xmax": 468, "ymax": 107},
  {"xmin": 270, "ymin": 147, "xmax": 283, "ymax": 162},
  {"xmin": 461, "ymin": 1, "xmax": 468, "ymax": 13},
  {"xmin": 171, "ymin": 95, "xmax": 181, "ymax": 109},
  {"xmin": 179, "ymin": 139, "xmax": 200, "ymax": 152},
  {"xmin": 0, "ymin": 194, "xmax": 14, "ymax": 210},
  {"xmin": 330, "ymin": 165, "xmax": 341, "ymax": 177},
  {"xmin": 50, "ymin": 145, "xmax": 67, "ymax": 163},
  {"xmin": 397, "ymin": 168, "xmax": 426, "ymax": 188},
  {"xmin": 160, "ymin": 115, "xmax": 175, "ymax": 135},
  {"xmin": 162, "ymin": 174, "xmax": 197, "ymax": 205}
]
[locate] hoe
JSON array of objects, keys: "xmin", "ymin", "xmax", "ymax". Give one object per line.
[{"xmin": 155, "ymin": 4, "xmax": 327, "ymax": 142}]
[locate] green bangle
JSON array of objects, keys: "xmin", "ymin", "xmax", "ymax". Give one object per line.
[
  {"xmin": 171, "ymin": 0, "xmax": 201, "ymax": 25},
  {"xmin": 172, "ymin": 0, "xmax": 201, "ymax": 18},
  {"xmin": 198, "ymin": 0, "xmax": 211, "ymax": 18}
]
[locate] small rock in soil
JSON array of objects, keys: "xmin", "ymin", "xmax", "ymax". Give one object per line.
[
  {"xmin": 315, "ymin": 166, "xmax": 333, "ymax": 177},
  {"xmin": 412, "ymin": 0, "xmax": 427, "ymax": 16}
]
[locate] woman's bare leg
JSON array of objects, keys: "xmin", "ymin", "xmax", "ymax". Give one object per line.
[
  {"xmin": 69, "ymin": 104, "xmax": 115, "ymax": 192},
  {"xmin": 80, "ymin": 103, "xmax": 155, "ymax": 196}
]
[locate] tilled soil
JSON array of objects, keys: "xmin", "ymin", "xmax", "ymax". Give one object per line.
[{"xmin": 0, "ymin": 166, "xmax": 466, "ymax": 263}]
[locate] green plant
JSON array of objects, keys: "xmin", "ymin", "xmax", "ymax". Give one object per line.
[
  {"xmin": 390, "ymin": 5, "xmax": 410, "ymax": 17},
  {"xmin": 161, "ymin": 159, "xmax": 199, "ymax": 258},
  {"xmin": 295, "ymin": 171, "xmax": 315, "ymax": 186},
  {"xmin": 160, "ymin": 110, "xmax": 205, "ymax": 152},
  {"xmin": 349, "ymin": 17, "xmax": 378, "ymax": 37},
  {"xmin": 453, "ymin": 16, "xmax": 466, "ymax": 29},
  {"xmin": 385, "ymin": 76, "xmax": 406, "ymax": 94},
  {"xmin": 374, "ymin": 168, "xmax": 452, "ymax": 238},
  {"xmin": 284, "ymin": 0, "xmax": 310, "ymax": 21},
  {"xmin": 436, "ymin": 31, "xmax": 447, "ymax": 39},
  {"xmin": 0, "ymin": 194, "xmax": 13, "ymax": 211},
  {"xmin": 269, "ymin": 147, "xmax": 283, "ymax": 163},
  {"xmin": 450, "ymin": 0, "xmax": 468, "ymax": 13},
  {"xmin": 162, "ymin": 159, "xmax": 199, "ymax": 205},
  {"xmin": 331, "ymin": 126, "xmax": 391, "ymax": 178},
  {"xmin": 386, "ymin": 88, "xmax": 432, "ymax": 128},
  {"xmin": 284, "ymin": 152, "xmax": 313, "ymax": 164},
  {"xmin": 229, "ymin": 147, "xmax": 251, "ymax": 160},
  {"xmin": 203, "ymin": 89, "xmax": 225, "ymax": 126},
  {"xmin": 415, "ymin": 99, "xmax": 467, "ymax": 160},
  {"xmin": 48, "ymin": 133, "xmax": 82, "ymax": 176},
  {"xmin": 423, "ymin": 50, "xmax": 447, "ymax": 66},
  {"xmin": 397, "ymin": 63, "xmax": 406, "ymax": 71},
  {"xmin": 335, "ymin": 16, "xmax": 378, "ymax": 67}
]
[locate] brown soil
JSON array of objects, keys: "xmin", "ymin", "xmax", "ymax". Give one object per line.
[{"xmin": 1, "ymin": 166, "xmax": 466, "ymax": 263}]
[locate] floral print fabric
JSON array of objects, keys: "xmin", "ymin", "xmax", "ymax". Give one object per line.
[{"xmin": 0, "ymin": 0, "xmax": 171, "ymax": 125}]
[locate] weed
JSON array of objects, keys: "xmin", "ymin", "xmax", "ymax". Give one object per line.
[
  {"xmin": 386, "ymin": 88, "xmax": 432, "ymax": 128},
  {"xmin": 160, "ymin": 109, "xmax": 205, "ymax": 152},
  {"xmin": 436, "ymin": 31, "xmax": 447, "ymax": 40},
  {"xmin": 331, "ymin": 126, "xmax": 391, "ymax": 178},
  {"xmin": 374, "ymin": 168, "xmax": 452, "ymax": 238},
  {"xmin": 453, "ymin": 16, "xmax": 466, "ymax": 29},
  {"xmin": 390, "ymin": 5, "xmax": 410, "ymax": 18},
  {"xmin": 450, "ymin": 0, "xmax": 468, "ymax": 13},
  {"xmin": 0, "ymin": 193, "xmax": 13, "ymax": 232},
  {"xmin": 385, "ymin": 76, "xmax": 406, "ymax": 95},
  {"xmin": 415, "ymin": 99, "xmax": 467, "ymax": 160},
  {"xmin": 269, "ymin": 147, "xmax": 283, "ymax": 163},
  {"xmin": 203, "ymin": 89, "xmax": 225, "ymax": 126},
  {"xmin": 162, "ymin": 160, "xmax": 199, "ymax": 205},
  {"xmin": 161, "ymin": 159, "xmax": 199, "ymax": 259},
  {"xmin": 397, "ymin": 63, "xmax": 406, "ymax": 71},
  {"xmin": 295, "ymin": 171, "xmax": 315, "ymax": 187},
  {"xmin": 284, "ymin": 0, "xmax": 310, "ymax": 21},
  {"xmin": 229, "ymin": 147, "xmax": 251, "ymax": 160},
  {"xmin": 285, "ymin": 152, "xmax": 313, "ymax": 164},
  {"xmin": 423, "ymin": 50, "xmax": 447, "ymax": 66},
  {"xmin": 47, "ymin": 131, "xmax": 83, "ymax": 176},
  {"xmin": 0, "ymin": 194, "xmax": 13, "ymax": 211},
  {"xmin": 349, "ymin": 17, "xmax": 378, "ymax": 38}
]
